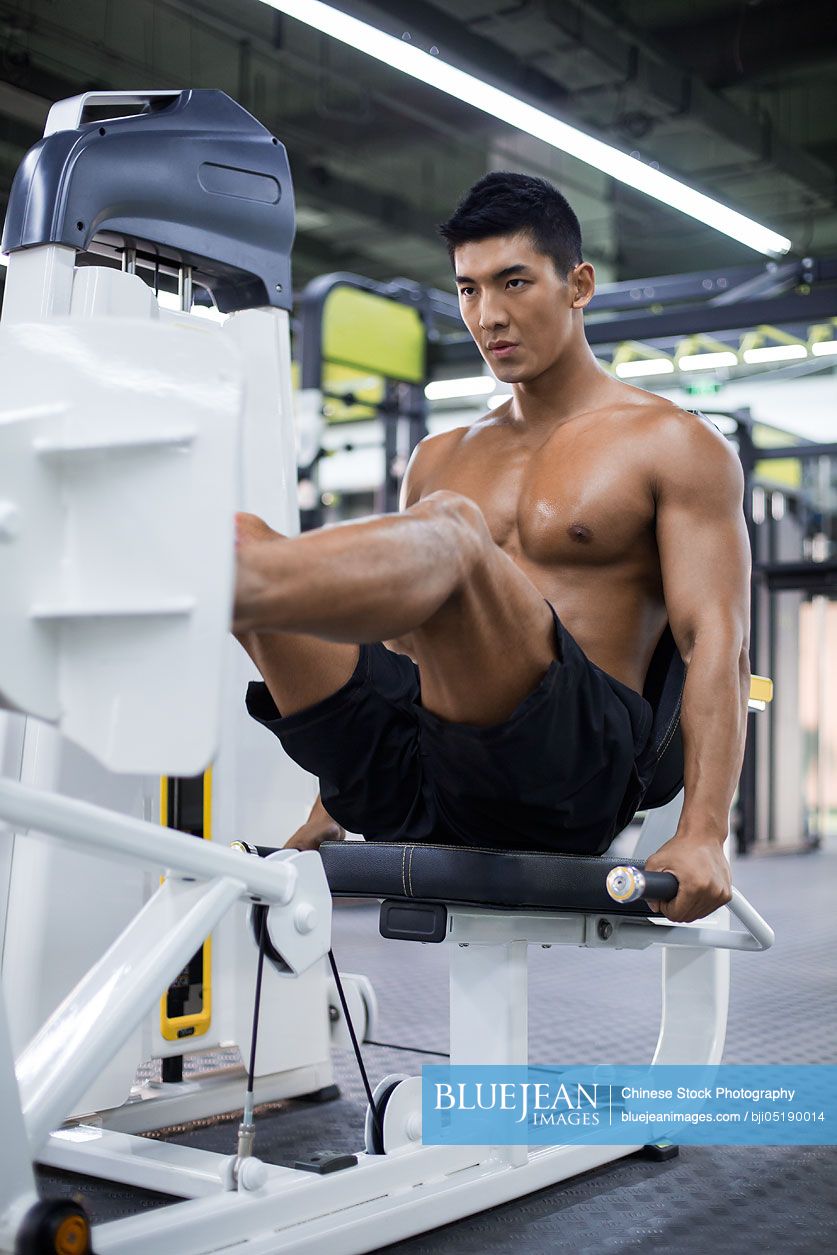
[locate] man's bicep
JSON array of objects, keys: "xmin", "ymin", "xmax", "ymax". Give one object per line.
[{"xmin": 655, "ymin": 432, "xmax": 751, "ymax": 662}]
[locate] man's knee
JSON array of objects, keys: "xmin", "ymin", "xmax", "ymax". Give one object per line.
[
  {"xmin": 410, "ymin": 490, "xmax": 492, "ymax": 578},
  {"xmin": 235, "ymin": 511, "xmax": 288, "ymax": 547}
]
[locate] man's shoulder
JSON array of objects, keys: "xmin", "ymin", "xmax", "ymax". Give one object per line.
[
  {"xmin": 412, "ymin": 425, "xmax": 469, "ymax": 466},
  {"xmin": 628, "ymin": 396, "xmax": 737, "ymax": 462},
  {"xmin": 621, "ymin": 392, "xmax": 721, "ymax": 435},
  {"xmin": 401, "ymin": 426, "xmax": 469, "ymax": 506},
  {"xmin": 631, "ymin": 399, "xmax": 744, "ymax": 501}
]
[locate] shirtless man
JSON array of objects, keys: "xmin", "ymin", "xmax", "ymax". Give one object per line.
[{"xmin": 234, "ymin": 171, "xmax": 751, "ymax": 924}]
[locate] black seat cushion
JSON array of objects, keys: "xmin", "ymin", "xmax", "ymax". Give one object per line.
[{"xmin": 319, "ymin": 840, "xmax": 659, "ymax": 917}]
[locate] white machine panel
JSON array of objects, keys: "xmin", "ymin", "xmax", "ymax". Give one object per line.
[{"xmin": 0, "ymin": 317, "xmax": 241, "ymax": 776}]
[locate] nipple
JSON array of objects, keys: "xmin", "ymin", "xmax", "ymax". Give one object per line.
[{"xmin": 568, "ymin": 522, "xmax": 592, "ymax": 543}]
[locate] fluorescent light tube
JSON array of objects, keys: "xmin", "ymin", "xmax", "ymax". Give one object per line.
[
  {"xmin": 425, "ymin": 375, "xmax": 496, "ymax": 400},
  {"xmin": 679, "ymin": 351, "xmax": 738, "ymax": 371},
  {"xmin": 742, "ymin": 344, "xmax": 807, "ymax": 364},
  {"xmin": 811, "ymin": 340, "xmax": 837, "ymax": 357},
  {"xmin": 259, "ymin": 0, "xmax": 791, "ymax": 256},
  {"xmin": 615, "ymin": 359, "xmax": 674, "ymax": 378}
]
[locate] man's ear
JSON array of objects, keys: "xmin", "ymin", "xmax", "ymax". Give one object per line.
[{"xmin": 570, "ymin": 261, "xmax": 595, "ymax": 309}]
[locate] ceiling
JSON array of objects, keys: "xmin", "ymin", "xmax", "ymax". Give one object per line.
[{"xmin": 0, "ymin": 0, "xmax": 835, "ymax": 297}]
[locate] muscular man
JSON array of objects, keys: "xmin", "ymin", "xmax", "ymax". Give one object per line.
[{"xmin": 234, "ymin": 172, "xmax": 751, "ymax": 924}]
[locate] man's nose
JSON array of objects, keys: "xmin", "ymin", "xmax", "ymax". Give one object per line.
[{"xmin": 478, "ymin": 296, "xmax": 509, "ymax": 331}]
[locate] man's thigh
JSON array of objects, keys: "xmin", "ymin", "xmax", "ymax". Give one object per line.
[
  {"xmin": 411, "ymin": 527, "xmax": 558, "ymax": 727},
  {"xmin": 245, "ymin": 630, "xmax": 359, "ymax": 718}
]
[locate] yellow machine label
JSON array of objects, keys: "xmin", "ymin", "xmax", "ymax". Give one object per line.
[{"xmin": 159, "ymin": 768, "xmax": 213, "ymax": 1042}]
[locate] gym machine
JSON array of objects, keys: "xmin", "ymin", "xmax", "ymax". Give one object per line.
[
  {"xmin": 0, "ymin": 89, "xmax": 773, "ymax": 1255},
  {"xmin": 734, "ymin": 413, "xmax": 837, "ymax": 850},
  {"xmin": 296, "ymin": 273, "xmax": 430, "ymax": 526},
  {"xmin": 0, "ymin": 88, "xmax": 374, "ymax": 1142}
]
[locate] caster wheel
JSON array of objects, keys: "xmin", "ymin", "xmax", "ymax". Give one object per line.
[
  {"xmin": 364, "ymin": 1072, "xmax": 409, "ymax": 1156},
  {"xmin": 15, "ymin": 1199, "xmax": 92, "ymax": 1255}
]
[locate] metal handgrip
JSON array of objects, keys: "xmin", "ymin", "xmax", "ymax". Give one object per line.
[
  {"xmin": 605, "ymin": 865, "xmax": 774, "ymax": 952},
  {"xmin": 606, "ymin": 866, "xmax": 678, "ymax": 903},
  {"xmin": 44, "ymin": 91, "xmax": 180, "ymax": 137}
]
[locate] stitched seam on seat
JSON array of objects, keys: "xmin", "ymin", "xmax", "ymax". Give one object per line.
[
  {"xmin": 340, "ymin": 841, "xmax": 630, "ymax": 861},
  {"xmin": 408, "ymin": 846, "xmax": 415, "ymax": 896},
  {"xmin": 401, "ymin": 845, "xmax": 407, "ymax": 896}
]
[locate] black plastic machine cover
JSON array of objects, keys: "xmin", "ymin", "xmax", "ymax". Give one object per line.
[{"xmin": 1, "ymin": 89, "xmax": 295, "ymax": 313}]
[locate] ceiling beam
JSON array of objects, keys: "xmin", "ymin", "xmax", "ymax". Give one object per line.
[
  {"xmin": 645, "ymin": 0, "xmax": 837, "ymax": 90},
  {"xmin": 560, "ymin": 0, "xmax": 834, "ymax": 204}
]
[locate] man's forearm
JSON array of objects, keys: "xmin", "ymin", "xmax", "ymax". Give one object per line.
[
  {"xmin": 676, "ymin": 635, "xmax": 750, "ymax": 840},
  {"xmin": 305, "ymin": 792, "xmax": 345, "ymax": 839}
]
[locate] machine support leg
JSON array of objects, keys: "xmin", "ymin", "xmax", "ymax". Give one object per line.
[
  {"xmin": 17, "ymin": 875, "xmax": 244, "ymax": 1153},
  {"xmin": 449, "ymin": 940, "xmax": 529, "ymax": 1167}
]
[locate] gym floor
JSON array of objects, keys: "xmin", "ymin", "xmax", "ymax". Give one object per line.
[{"xmin": 38, "ymin": 847, "xmax": 837, "ymax": 1254}]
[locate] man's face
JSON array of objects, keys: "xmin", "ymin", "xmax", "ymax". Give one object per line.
[{"xmin": 453, "ymin": 232, "xmax": 584, "ymax": 385}]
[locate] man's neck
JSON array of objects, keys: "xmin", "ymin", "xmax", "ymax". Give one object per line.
[{"xmin": 508, "ymin": 342, "xmax": 615, "ymax": 429}]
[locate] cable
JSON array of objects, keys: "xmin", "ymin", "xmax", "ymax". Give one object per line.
[
  {"xmin": 248, "ymin": 909, "xmax": 269, "ymax": 1093},
  {"xmin": 328, "ymin": 949, "xmax": 383, "ymax": 1149},
  {"xmin": 238, "ymin": 908, "xmax": 269, "ymax": 1159},
  {"xmin": 365, "ymin": 1039, "xmax": 449, "ymax": 1059}
]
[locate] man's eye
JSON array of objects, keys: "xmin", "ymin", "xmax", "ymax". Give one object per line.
[
  {"xmin": 507, "ymin": 278, "xmax": 527, "ymax": 289},
  {"xmin": 458, "ymin": 287, "xmax": 475, "ymax": 298}
]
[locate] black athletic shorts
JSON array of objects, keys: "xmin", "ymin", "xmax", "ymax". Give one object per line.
[{"xmin": 245, "ymin": 604, "xmax": 656, "ymax": 855}]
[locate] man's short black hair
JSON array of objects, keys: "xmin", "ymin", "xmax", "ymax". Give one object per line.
[{"xmin": 439, "ymin": 171, "xmax": 582, "ymax": 277}]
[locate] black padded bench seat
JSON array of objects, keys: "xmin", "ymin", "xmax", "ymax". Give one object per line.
[
  {"xmin": 318, "ymin": 841, "xmax": 659, "ymax": 918},
  {"xmin": 315, "ymin": 625, "xmax": 688, "ymax": 923}
]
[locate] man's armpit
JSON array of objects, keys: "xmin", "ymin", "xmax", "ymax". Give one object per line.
[{"xmin": 383, "ymin": 634, "xmax": 417, "ymax": 661}]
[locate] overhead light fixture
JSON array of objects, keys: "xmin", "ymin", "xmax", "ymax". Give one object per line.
[
  {"xmin": 811, "ymin": 340, "xmax": 837, "ymax": 357},
  {"xmin": 614, "ymin": 359, "xmax": 674, "ymax": 378},
  {"xmin": 679, "ymin": 351, "xmax": 738, "ymax": 371},
  {"xmin": 742, "ymin": 344, "xmax": 807, "ymax": 364},
  {"xmin": 259, "ymin": 0, "xmax": 791, "ymax": 256},
  {"xmin": 425, "ymin": 375, "xmax": 496, "ymax": 400}
]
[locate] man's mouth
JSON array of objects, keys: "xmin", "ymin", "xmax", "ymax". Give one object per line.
[{"xmin": 488, "ymin": 341, "xmax": 519, "ymax": 358}]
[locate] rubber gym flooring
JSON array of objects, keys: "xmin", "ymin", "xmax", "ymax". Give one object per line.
[{"xmin": 37, "ymin": 846, "xmax": 837, "ymax": 1254}]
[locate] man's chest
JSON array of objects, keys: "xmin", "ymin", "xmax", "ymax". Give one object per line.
[{"xmin": 422, "ymin": 428, "xmax": 656, "ymax": 568}]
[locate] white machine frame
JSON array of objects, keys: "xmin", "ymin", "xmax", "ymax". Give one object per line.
[
  {"xmin": 0, "ymin": 235, "xmax": 356, "ymax": 1140},
  {"xmin": 0, "ymin": 773, "xmax": 773, "ymax": 1254}
]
